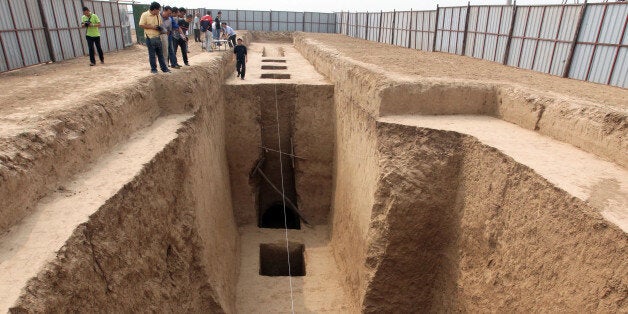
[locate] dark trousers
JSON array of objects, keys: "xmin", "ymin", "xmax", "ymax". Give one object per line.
[
  {"xmin": 168, "ymin": 35, "xmax": 179, "ymax": 66},
  {"xmin": 146, "ymin": 37, "xmax": 168, "ymax": 72},
  {"xmin": 236, "ymin": 59, "xmax": 246, "ymax": 78},
  {"xmin": 173, "ymin": 37, "xmax": 188, "ymax": 65},
  {"xmin": 228, "ymin": 35, "xmax": 236, "ymax": 48},
  {"xmin": 86, "ymin": 36, "xmax": 104, "ymax": 64},
  {"xmin": 194, "ymin": 29, "xmax": 201, "ymax": 42}
]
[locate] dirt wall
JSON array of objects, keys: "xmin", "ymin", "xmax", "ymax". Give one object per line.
[
  {"xmin": 293, "ymin": 35, "xmax": 390, "ymax": 118},
  {"xmin": 294, "ymin": 85, "xmax": 335, "ymax": 224},
  {"xmin": 454, "ymin": 135, "xmax": 627, "ymax": 312},
  {"xmin": 7, "ymin": 44, "xmax": 245, "ymax": 313},
  {"xmin": 496, "ymin": 86, "xmax": 627, "ymax": 168},
  {"xmin": 0, "ymin": 84, "xmax": 159, "ymax": 234},
  {"xmin": 362, "ymin": 124, "xmax": 464, "ymax": 312},
  {"xmin": 223, "ymin": 84, "xmax": 334, "ymax": 226},
  {"xmin": 379, "ymin": 80, "xmax": 497, "ymax": 116},
  {"xmin": 328, "ymin": 97, "xmax": 380, "ymax": 308},
  {"xmin": 363, "ymin": 122, "xmax": 627, "ymax": 312},
  {"xmin": 0, "ymin": 44, "xmax": 246, "ymax": 235}
]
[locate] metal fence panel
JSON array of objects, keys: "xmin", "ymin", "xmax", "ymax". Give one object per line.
[
  {"xmin": 395, "ymin": 11, "xmax": 410, "ymax": 47},
  {"xmin": 569, "ymin": 3, "xmax": 628, "ymax": 87},
  {"xmin": 380, "ymin": 11, "xmax": 394, "ymax": 44},
  {"xmin": 357, "ymin": 12, "xmax": 367, "ymax": 39},
  {"xmin": 436, "ymin": 6, "xmax": 467, "ymax": 55},
  {"xmin": 610, "ymin": 46, "xmax": 627, "ymax": 86},
  {"xmin": 569, "ymin": 3, "xmax": 627, "ymax": 85},
  {"xmin": 90, "ymin": 1, "xmax": 112, "ymax": 52},
  {"xmin": 0, "ymin": 0, "xmax": 126, "ymax": 72},
  {"xmin": 466, "ymin": 6, "xmax": 513, "ymax": 62},
  {"xmin": 366, "ymin": 12, "xmax": 380, "ymax": 42},
  {"xmin": 9, "ymin": 0, "xmax": 43, "ymax": 68},
  {"xmin": 409, "ymin": 10, "xmax": 435, "ymax": 51},
  {"xmin": 119, "ymin": 4, "xmax": 132, "ymax": 47},
  {"xmin": 337, "ymin": 3, "xmax": 625, "ymax": 87}
]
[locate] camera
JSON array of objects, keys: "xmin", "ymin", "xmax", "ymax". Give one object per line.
[
  {"xmin": 156, "ymin": 25, "xmax": 163, "ymax": 32},
  {"xmin": 84, "ymin": 21, "xmax": 91, "ymax": 27}
]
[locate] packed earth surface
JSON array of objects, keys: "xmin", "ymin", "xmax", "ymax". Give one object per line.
[{"xmin": 0, "ymin": 31, "xmax": 626, "ymax": 313}]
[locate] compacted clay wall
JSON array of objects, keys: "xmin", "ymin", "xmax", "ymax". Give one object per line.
[
  {"xmin": 293, "ymin": 32, "xmax": 628, "ymax": 312},
  {"xmin": 495, "ymin": 86, "xmax": 627, "ymax": 168},
  {"xmin": 9, "ymin": 46, "xmax": 242, "ymax": 313},
  {"xmin": 365, "ymin": 123, "xmax": 627, "ymax": 312},
  {"xmin": 223, "ymin": 84, "xmax": 334, "ymax": 226}
]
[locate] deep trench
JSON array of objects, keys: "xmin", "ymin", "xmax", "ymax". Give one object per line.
[{"xmin": 4, "ymin": 38, "xmax": 626, "ymax": 314}]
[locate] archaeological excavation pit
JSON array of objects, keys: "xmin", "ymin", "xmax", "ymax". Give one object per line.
[
  {"xmin": 259, "ymin": 242, "xmax": 306, "ymax": 276},
  {"xmin": 260, "ymin": 73, "xmax": 291, "ymax": 79},
  {"xmin": 0, "ymin": 32, "xmax": 626, "ymax": 313},
  {"xmin": 261, "ymin": 65, "xmax": 288, "ymax": 70}
]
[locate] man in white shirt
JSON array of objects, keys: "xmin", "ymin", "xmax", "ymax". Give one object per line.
[{"xmin": 221, "ymin": 22, "xmax": 237, "ymax": 48}]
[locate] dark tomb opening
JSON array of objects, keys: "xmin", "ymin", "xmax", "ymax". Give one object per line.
[
  {"xmin": 262, "ymin": 65, "xmax": 288, "ymax": 70},
  {"xmin": 260, "ymin": 201, "xmax": 301, "ymax": 229},
  {"xmin": 259, "ymin": 242, "xmax": 306, "ymax": 276},
  {"xmin": 261, "ymin": 73, "xmax": 291, "ymax": 79}
]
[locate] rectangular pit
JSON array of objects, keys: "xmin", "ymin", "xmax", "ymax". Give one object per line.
[
  {"xmin": 262, "ymin": 59, "xmax": 287, "ymax": 63},
  {"xmin": 261, "ymin": 73, "xmax": 291, "ymax": 79},
  {"xmin": 259, "ymin": 242, "xmax": 306, "ymax": 276},
  {"xmin": 261, "ymin": 65, "xmax": 288, "ymax": 70}
]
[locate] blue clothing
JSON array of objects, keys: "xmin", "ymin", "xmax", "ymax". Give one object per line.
[
  {"xmin": 167, "ymin": 35, "xmax": 179, "ymax": 66},
  {"xmin": 171, "ymin": 16, "xmax": 179, "ymax": 30},
  {"xmin": 223, "ymin": 25, "xmax": 236, "ymax": 37}
]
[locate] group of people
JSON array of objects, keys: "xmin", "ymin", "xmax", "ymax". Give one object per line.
[
  {"xmin": 138, "ymin": 3, "xmax": 194, "ymax": 73},
  {"xmin": 138, "ymin": 2, "xmax": 246, "ymax": 77},
  {"xmin": 81, "ymin": 2, "xmax": 247, "ymax": 78},
  {"xmin": 193, "ymin": 11, "xmax": 238, "ymax": 52}
]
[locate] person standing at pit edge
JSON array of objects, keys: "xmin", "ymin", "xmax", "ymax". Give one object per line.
[
  {"xmin": 81, "ymin": 7, "xmax": 104, "ymax": 66},
  {"xmin": 138, "ymin": 2, "xmax": 169, "ymax": 73},
  {"xmin": 213, "ymin": 11, "xmax": 222, "ymax": 46},
  {"xmin": 193, "ymin": 13, "xmax": 201, "ymax": 42},
  {"xmin": 233, "ymin": 38, "xmax": 247, "ymax": 80},
  {"xmin": 174, "ymin": 14, "xmax": 192, "ymax": 66},
  {"xmin": 200, "ymin": 11, "xmax": 213, "ymax": 52}
]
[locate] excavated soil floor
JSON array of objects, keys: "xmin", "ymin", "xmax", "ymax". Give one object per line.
[{"xmin": 0, "ymin": 31, "xmax": 626, "ymax": 312}]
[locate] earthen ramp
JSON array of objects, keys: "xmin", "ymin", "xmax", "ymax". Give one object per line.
[{"xmin": 0, "ymin": 31, "xmax": 626, "ymax": 312}]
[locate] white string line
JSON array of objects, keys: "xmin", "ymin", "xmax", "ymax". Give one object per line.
[{"xmin": 274, "ymin": 83, "xmax": 296, "ymax": 313}]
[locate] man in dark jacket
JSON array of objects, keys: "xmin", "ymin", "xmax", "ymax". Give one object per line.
[{"xmin": 233, "ymin": 38, "xmax": 247, "ymax": 79}]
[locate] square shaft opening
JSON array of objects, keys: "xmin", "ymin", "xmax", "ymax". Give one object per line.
[{"xmin": 259, "ymin": 242, "xmax": 306, "ymax": 276}]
